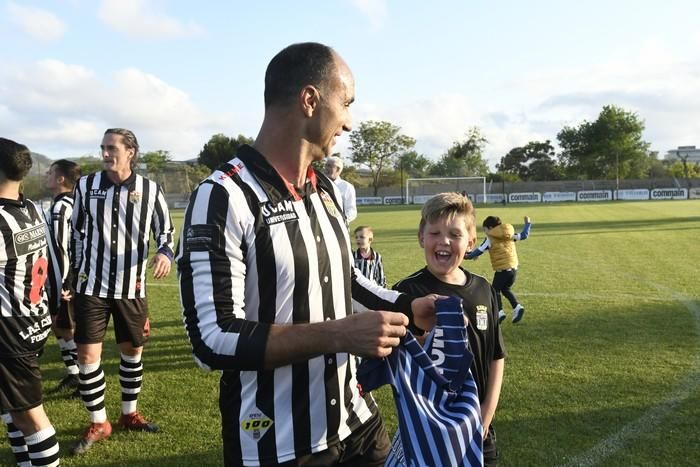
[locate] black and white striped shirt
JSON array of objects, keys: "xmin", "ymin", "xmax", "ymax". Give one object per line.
[
  {"xmin": 353, "ymin": 248, "xmax": 386, "ymax": 288},
  {"xmin": 0, "ymin": 196, "xmax": 58, "ymax": 357},
  {"xmin": 71, "ymin": 171, "xmax": 174, "ymax": 299},
  {"xmin": 46, "ymin": 192, "xmax": 74, "ymax": 288},
  {"xmin": 177, "ymin": 145, "xmax": 414, "ymax": 466}
]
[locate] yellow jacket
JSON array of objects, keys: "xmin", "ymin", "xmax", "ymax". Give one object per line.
[{"xmin": 486, "ymin": 223, "xmax": 518, "ymax": 271}]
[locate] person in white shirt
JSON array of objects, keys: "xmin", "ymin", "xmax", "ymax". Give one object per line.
[{"xmin": 324, "ymin": 155, "xmax": 357, "ymax": 222}]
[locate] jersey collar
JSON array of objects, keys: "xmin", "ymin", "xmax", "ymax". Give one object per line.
[{"xmin": 236, "ymin": 144, "xmax": 325, "ymax": 204}]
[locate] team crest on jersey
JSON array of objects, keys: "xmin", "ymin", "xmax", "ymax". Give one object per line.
[
  {"xmin": 89, "ymin": 189, "xmax": 108, "ymax": 199},
  {"xmin": 261, "ymin": 199, "xmax": 298, "ymax": 226},
  {"xmin": 128, "ymin": 191, "xmax": 141, "ymax": 204},
  {"xmin": 319, "ymin": 191, "xmax": 339, "ymax": 218},
  {"xmin": 475, "ymin": 305, "xmax": 488, "ymax": 330},
  {"xmin": 241, "ymin": 410, "xmax": 274, "ymax": 441},
  {"xmin": 13, "ymin": 224, "xmax": 47, "ymax": 257}
]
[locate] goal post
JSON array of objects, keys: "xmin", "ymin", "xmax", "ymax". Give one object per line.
[{"xmin": 405, "ymin": 177, "xmax": 487, "ymax": 205}]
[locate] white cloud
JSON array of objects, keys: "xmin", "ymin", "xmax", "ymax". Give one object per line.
[
  {"xmin": 7, "ymin": 2, "xmax": 66, "ymax": 41},
  {"xmin": 349, "ymin": 41, "xmax": 700, "ymax": 169},
  {"xmin": 0, "ymin": 59, "xmax": 231, "ymax": 159},
  {"xmin": 98, "ymin": 0, "xmax": 203, "ymax": 39},
  {"xmin": 350, "ymin": 0, "xmax": 388, "ymax": 29}
]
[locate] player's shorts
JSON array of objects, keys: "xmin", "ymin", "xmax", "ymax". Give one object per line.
[
  {"xmin": 0, "ymin": 354, "xmax": 43, "ymax": 412},
  {"xmin": 74, "ymin": 295, "xmax": 149, "ymax": 347},
  {"xmin": 52, "ymin": 299, "xmax": 76, "ymax": 331}
]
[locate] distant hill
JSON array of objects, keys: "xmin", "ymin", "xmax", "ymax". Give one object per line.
[{"xmin": 29, "ymin": 152, "xmax": 53, "ymax": 176}]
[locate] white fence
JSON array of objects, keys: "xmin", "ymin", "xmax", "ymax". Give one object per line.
[{"xmin": 355, "ymin": 186, "xmax": 695, "ymax": 206}]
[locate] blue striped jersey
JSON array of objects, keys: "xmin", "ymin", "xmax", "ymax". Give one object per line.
[{"xmin": 357, "ymin": 296, "xmax": 483, "ymax": 467}]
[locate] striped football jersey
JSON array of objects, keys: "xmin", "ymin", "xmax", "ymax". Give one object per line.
[{"xmin": 357, "ymin": 296, "xmax": 483, "ymax": 466}]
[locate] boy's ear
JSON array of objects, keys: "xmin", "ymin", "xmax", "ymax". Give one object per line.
[
  {"xmin": 417, "ymin": 229, "xmax": 424, "ymax": 248},
  {"xmin": 467, "ymin": 236, "xmax": 476, "ymax": 252}
]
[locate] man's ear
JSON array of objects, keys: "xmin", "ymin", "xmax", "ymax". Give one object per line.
[{"xmin": 300, "ymin": 85, "xmax": 320, "ymax": 118}]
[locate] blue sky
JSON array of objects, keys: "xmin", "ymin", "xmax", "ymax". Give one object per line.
[{"xmin": 2, "ymin": 0, "xmax": 699, "ymax": 169}]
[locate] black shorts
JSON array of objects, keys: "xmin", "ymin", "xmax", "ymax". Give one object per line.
[
  {"xmin": 0, "ymin": 354, "xmax": 43, "ymax": 412},
  {"xmin": 52, "ymin": 299, "xmax": 76, "ymax": 331},
  {"xmin": 74, "ymin": 294, "xmax": 149, "ymax": 347}
]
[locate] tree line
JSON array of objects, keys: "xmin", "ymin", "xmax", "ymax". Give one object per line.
[
  {"xmin": 22, "ymin": 104, "xmax": 699, "ymax": 201},
  {"xmin": 197, "ymin": 104, "xmax": 699, "ymax": 196}
]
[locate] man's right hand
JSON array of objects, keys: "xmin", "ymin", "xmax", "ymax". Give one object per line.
[{"xmin": 340, "ymin": 311, "xmax": 408, "ymax": 358}]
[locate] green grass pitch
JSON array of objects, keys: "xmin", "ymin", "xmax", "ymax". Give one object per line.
[{"xmin": 2, "ymin": 200, "xmax": 699, "ymax": 466}]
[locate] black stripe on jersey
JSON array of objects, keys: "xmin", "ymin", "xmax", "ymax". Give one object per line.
[
  {"xmin": 283, "ymin": 208, "xmax": 311, "ymax": 457},
  {"xmin": 221, "ymin": 371, "xmax": 243, "ymax": 465},
  {"xmin": 152, "ymin": 185, "xmax": 171, "ymax": 249}
]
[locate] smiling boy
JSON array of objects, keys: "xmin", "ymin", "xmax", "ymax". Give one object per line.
[{"xmin": 393, "ymin": 192, "xmax": 506, "ymax": 466}]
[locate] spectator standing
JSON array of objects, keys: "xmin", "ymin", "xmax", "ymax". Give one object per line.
[{"xmin": 324, "ymin": 155, "xmax": 357, "ymax": 222}]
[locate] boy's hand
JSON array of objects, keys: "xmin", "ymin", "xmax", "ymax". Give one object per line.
[
  {"xmin": 411, "ymin": 294, "xmax": 444, "ymax": 332},
  {"xmin": 524, "ymin": 216, "xmax": 531, "ymax": 223}
]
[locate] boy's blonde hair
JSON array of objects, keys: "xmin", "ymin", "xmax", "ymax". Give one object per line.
[
  {"xmin": 353, "ymin": 225, "xmax": 374, "ymax": 240},
  {"xmin": 419, "ymin": 192, "xmax": 476, "ymax": 238}
]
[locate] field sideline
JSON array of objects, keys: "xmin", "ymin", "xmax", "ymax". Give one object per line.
[{"xmin": 2, "ymin": 200, "xmax": 699, "ymax": 466}]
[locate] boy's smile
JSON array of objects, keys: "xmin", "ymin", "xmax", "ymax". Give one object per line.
[{"xmin": 419, "ymin": 215, "xmax": 475, "ymax": 285}]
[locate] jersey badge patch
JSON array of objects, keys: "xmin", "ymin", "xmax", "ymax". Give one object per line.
[
  {"xmin": 475, "ymin": 305, "xmax": 488, "ymax": 330},
  {"xmin": 241, "ymin": 410, "xmax": 274, "ymax": 441},
  {"xmin": 183, "ymin": 224, "xmax": 223, "ymax": 252},
  {"xmin": 128, "ymin": 191, "xmax": 141, "ymax": 204},
  {"xmin": 261, "ymin": 199, "xmax": 298, "ymax": 226},
  {"xmin": 319, "ymin": 191, "xmax": 339, "ymax": 218}
]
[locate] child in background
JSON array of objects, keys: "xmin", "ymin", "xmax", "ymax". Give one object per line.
[
  {"xmin": 393, "ymin": 192, "xmax": 506, "ymax": 466},
  {"xmin": 466, "ymin": 215, "xmax": 532, "ymax": 324},
  {"xmin": 353, "ymin": 225, "xmax": 386, "ymax": 287}
]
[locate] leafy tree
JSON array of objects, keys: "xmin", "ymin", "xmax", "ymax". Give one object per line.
[
  {"xmin": 198, "ymin": 134, "xmax": 253, "ymax": 170},
  {"xmin": 182, "ymin": 163, "xmax": 214, "ymax": 194},
  {"xmin": 667, "ymin": 160, "xmax": 700, "ymax": 180},
  {"xmin": 648, "ymin": 158, "xmax": 669, "ymax": 179},
  {"xmin": 394, "ymin": 150, "xmax": 432, "ymax": 177},
  {"xmin": 557, "ymin": 105, "xmax": 651, "ymax": 180},
  {"xmin": 430, "ymin": 127, "xmax": 490, "ymax": 177},
  {"xmin": 498, "ymin": 140, "xmax": 562, "ymax": 181},
  {"xmin": 75, "ymin": 155, "xmax": 103, "ymax": 176},
  {"xmin": 140, "ymin": 150, "xmax": 171, "ymax": 172},
  {"xmin": 349, "ymin": 120, "xmax": 415, "ymax": 196},
  {"xmin": 20, "ymin": 176, "xmax": 44, "ymax": 200}
]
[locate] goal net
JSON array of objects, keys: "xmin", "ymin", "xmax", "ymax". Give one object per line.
[{"xmin": 405, "ymin": 177, "xmax": 487, "ymax": 205}]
